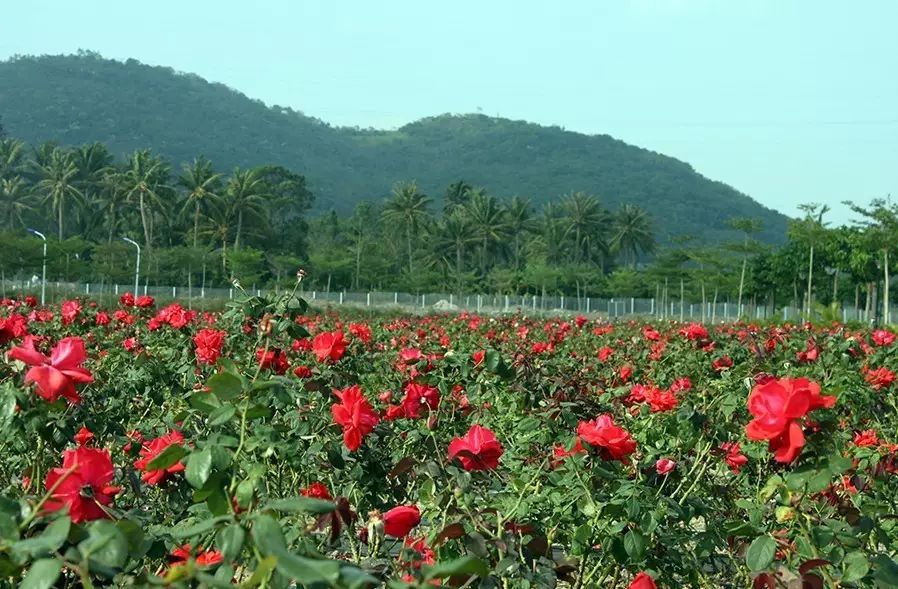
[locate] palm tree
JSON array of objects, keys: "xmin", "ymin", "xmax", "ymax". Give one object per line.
[
  {"xmin": 72, "ymin": 143, "xmax": 113, "ymax": 236},
  {"xmin": 443, "ymin": 180, "xmax": 472, "ymax": 214},
  {"xmin": 180, "ymin": 157, "xmax": 223, "ymax": 247},
  {"xmin": 610, "ymin": 204, "xmax": 656, "ymax": 268},
  {"xmin": 96, "ymin": 167, "xmax": 128, "ymax": 243},
  {"xmin": 224, "ymin": 168, "xmax": 268, "ymax": 249},
  {"xmin": 33, "ymin": 148, "xmax": 83, "ymax": 240},
  {"xmin": 199, "ymin": 198, "xmax": 233, "ymax": 271},
  {"xmin": 0, "ymin": 176, "xmax": 33, "ymax": 229},
  {"xmin": 121, "ymin": 149, "xmax": 170, "ymax": 250},
  {"xmin": 433, "ymin": 210, "xmax": 477, "ymax": 294},
  {"xmin": 463, "ymin": 188, "xmax": 509, "ymax": 276},
  {"xmin": 504, "ymin": 195, "xmax": 536, "ymax": 270},
  {"xmin": 0, "ymin": 138, "xmax": 25, "ymax": 180},
  {"xmin": 561, "ymin": 192, "xmax": 611, "ymax": 266},
  {"xmin": 530, "ymin": 203, "xmax": 569, "ymax": 267},
  {"xmin": 381, "ymin": 181, "xmax": 432, "ymax": 275}
]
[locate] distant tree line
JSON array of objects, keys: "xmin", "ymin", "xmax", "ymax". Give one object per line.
[{"xmin": 1, "ymin": 135, "xmax": 896, "ymax": 318}]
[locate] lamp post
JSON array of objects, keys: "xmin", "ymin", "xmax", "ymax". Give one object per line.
[
  {"xmin": 122, "ymin": 237, "xmax": 141, "ymax": 295},
  {"xmin": 27, "ymin": 228, "xmax": 47, "ymax": 305}
]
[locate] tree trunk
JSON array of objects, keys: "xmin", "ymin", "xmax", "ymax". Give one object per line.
[
  {"xmin": 58, "ymin": 197, "xmax": 64, "ymax": 240},
  {"xmin": 737, "ymin": 257, "xmax": 747, "ymax": 315},
  {"xmin": 406, "ymin": 225, "xmax": 413, "ymax": 275},
  {"xmin": 882, "ymin": 250, "xmax": 891, "ymax": 325},
  {"xmin": 193, "ymin": 203, "xmax": 200, "ymax": 248},
  {"xmin": 806, "ymin": 245, "xmax": 814, "ymax": 317},
  {"xmin": 139, "ymin": 191, "xmax": 151, "ymax": 250},
  {"xmin": 354, "ymin": 242, "xmax": 362, "ymax": 290},
  {"xmin": 234, "ymin": 209, "xmax": 243, "ymax": 250},
  {"xmin": 456, "ymin": 241, "xmax": 463, "ymax": 296},
  {"xmin": 221, "ymin": 238, "xmax": 227, "ymax": 271}
]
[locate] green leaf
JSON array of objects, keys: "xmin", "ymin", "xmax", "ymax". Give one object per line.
[
  {"xmin": 424, "ymin": 556, "xmax": 489, "ymax": 580},
  {"xmin": 218, "ymin": 524, "xmax": 245, "ymax": 562},
  {"xmin": 185, "ymin": 448, "xmax": 213, "ymax": 489},
  {"xmin": 623, "ymin": 530, "xmax": 646, "ymax": 562},
  {"xmin": 807, "ymin": 469, "xmax": 833, "ymax": 493},
  {"xmin": 274, "ymin": 552, "xmax": 340, "ymax": 584},
  {"xmin": 251, "ymin": 515, "xmax": 287, "ymax": 556},
  {"xmin": 828, "ymin": 454, "xmax": 853, "ymax": 475},
  {"xmin": 146, "ymin": 444, "xmax": 187, "ymax": 471},
  {"xmin": 746, "ymin": 535, "xmax": 776, "ymax": 571},
  {"xmin": 13, "ymin": 516, "xmax": 71, "ymax": 558},
  {"xmin": 208, "ymin": 404, "xmax": 237, "ymax": 426},
  {"xmin": 206, "ymin": 372, "xmax": 243, "ymax": 401},
  {"xmin": 873, "ymin": 554, "xmax": 898, "ymax": 586},
  {"xmin": 79, "ymin": 520, "xmax": 128, "ymax": 570},
  {"xmin": 169, "ymin": 515, "xmax": 232, "ymax": 539},
  {"xmin": 842, "ymin": 551, "xmax": 869, "ymax": 582},
  {"xmin": 241, "ymin": 555, "xmax": 277, "ymax": 588},
  {"xmin": 189, "ymin": 392, "xmax": 221, "ymax": 414},
  {"xmin": 339, "ymin": 565, "xmax": 380, "ymax": 589},
  {"xmin": 19, "ymin": 558, "xmax": 62, "ymax": 589},
  {"xmin": 263, "ymin": 497, "xmax": 336, "ymax": 514},
  {"xmin": 235, "ymin": 479, "xmax": 256, "ymax": 508}
]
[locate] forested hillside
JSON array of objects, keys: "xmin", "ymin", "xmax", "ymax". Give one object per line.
[{"xmin": 0, "ymin": 52, "xmax": 788, "ymax": 243}]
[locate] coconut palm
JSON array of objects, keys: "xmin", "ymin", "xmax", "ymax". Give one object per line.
[
  {"xmin": 443, "ymin": 180, "xmax": 472, "ymax": 214},
  {"xmin": 224, "ymin": 168, "xmax": 268, "ymax": 249},
  {"xmin": 0, "ymin": 138, "xmax": 25, "ymax": 180},
  {"xmin": 504, "ymin": 195, "xmax": 536, "ymax": 270},
  {"xmin": 198, "ymin": 198, "xmax": 233, "ymax": 271},
  {"xmin": 610, "ymin": 204, "xmax": 656, "ymax": 268},
  {"xmin": 179, "ymin": 157, "xmax": 223, "ymax": 247},
  {"xmin": 33, "ymin": 148, "xmax": 83, "ymax": 240},
  {"xmin": 463, "ymin": 188, "xmax": 509, "ymax": 276},
  {"xmin": 561, "ymin": 191, "xmax": 611, "ymax": 266},
  {"xmin": 121, "ymin": 149, "xmax": 170, "ymax": 250},
  {"xmin": 433, "ymin": 210, "xmax": 477, "ymax": 293},
  {"xmin": 96, "ymin": 168, "xmax": 128, "ymax": 243},
  {"xmin": 381, "ymin": 181, "xmax": 432, "ymax": 275},
  {"xmin": 0, "ymin": 176, "xmax": 33, "ymax": 229}
]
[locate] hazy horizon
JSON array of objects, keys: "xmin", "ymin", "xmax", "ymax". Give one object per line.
[{"xmin": 2, "ymin": 0, "xmax": 896, "ymax": 223}]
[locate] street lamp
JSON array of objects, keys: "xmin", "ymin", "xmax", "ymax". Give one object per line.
[
  {"xmin": 26, "ymin": 228, "xmax": 47, "ymax": 306},
  {"xmin": 122, "ymin": 237, "xmax": 141, "ymax": 295}
]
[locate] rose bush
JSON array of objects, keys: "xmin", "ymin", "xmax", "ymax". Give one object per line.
[{"xmin": 0, "ymin": 289, "xmax": 897, "ymax": 588}]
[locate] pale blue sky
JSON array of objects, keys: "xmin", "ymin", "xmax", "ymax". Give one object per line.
[{"xmin": 2, "ymin": 0, "xmax": 896, "ymax": 222}]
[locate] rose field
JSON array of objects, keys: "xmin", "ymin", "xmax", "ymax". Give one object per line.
[{"xmin": 1, "ymin": 287, "xmax": 897, "ymax": 589}]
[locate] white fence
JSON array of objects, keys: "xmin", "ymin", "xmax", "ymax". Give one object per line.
[{"xmin": 0, "ymin": 279, "xmax": 889, "ymax": 323}]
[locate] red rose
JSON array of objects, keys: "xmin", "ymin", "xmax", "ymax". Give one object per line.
[
  {"xmin": 577, "ymin": 414, "xmax": 637, "ymax": 461},
  {"xmin": 44, "ymin": 447, "xmax": 120, "ymax": 523},
  {"xmin": 300, "ymin": 482, "xmax": 332, "ymax": 500},
  {"xmin": 745, "ymin": 377, "xmax": 834, "ymax": 463},
  {"xmin": 8, "ymin": 336, "xmax": 93, "ymax": 404},
  {"xmin": 331, "ymin": 385, "xmax": 379, "ymax": 451},
  {"xmin": 401, "ymin": 382, "xmax": 440, "ymax": 418},
  {"xmin": 629, "ymin": 572, "xmax": 657, "ymax": 589},
  {"xmin": 655, "ymin": 458, "xmax": 676, "ymax": 475},
  {"xmin": 74, "ymin": 426, "xmax": 94, "ymax": 447},
  {"xmin": 134, "ymin": 430, "xmax": 186, "ymax": 485},
  {"xmin": 383, "ymin": 505, "xmax": 421, "ymax": 537},
  {"xmin": 313, "ymin": 330, "xmax": 347, "ymax": 363},
  {"xmin": 448, "ymin": 424, "xmax": 503, "ymax": 471},
  {"xmin": 193, "ymin": 328, "xmax": 226, "ymax": 365}
]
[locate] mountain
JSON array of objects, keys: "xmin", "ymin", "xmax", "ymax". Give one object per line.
[{"xmin": 0, "ymin": 51, "xmax": 788, "ymax": 243}]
